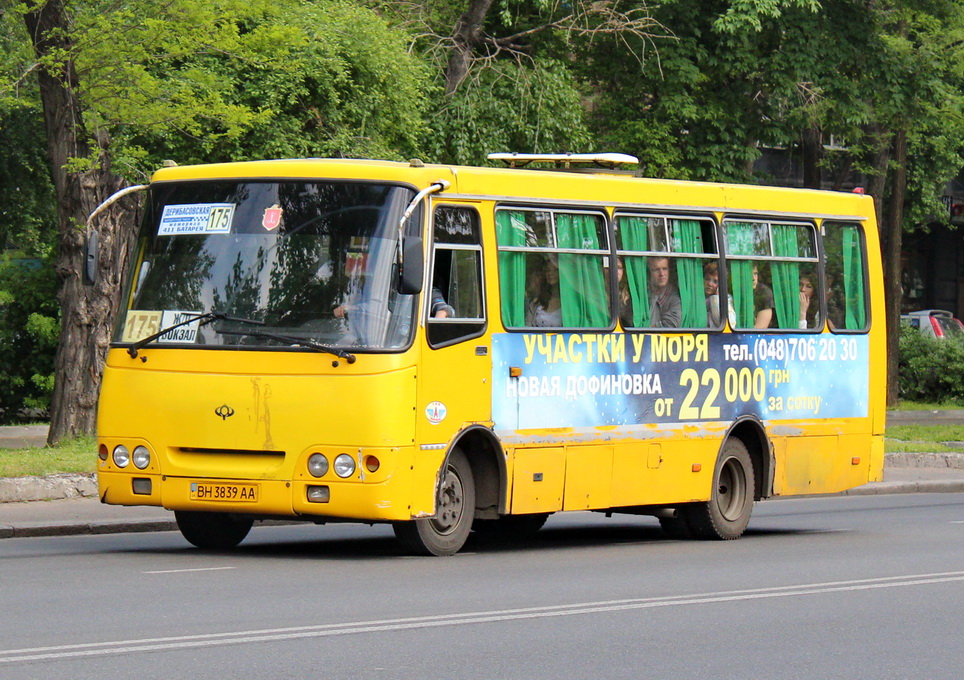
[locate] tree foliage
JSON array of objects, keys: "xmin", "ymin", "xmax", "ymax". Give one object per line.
[{"xmin": 1, "ymin": 0, "xmax": 964, "ymax": 425}]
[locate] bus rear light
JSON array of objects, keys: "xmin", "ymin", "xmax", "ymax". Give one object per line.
[
  {"xmin": 365, "ymin": 456, "xmax": 380, "ymax": 473},
  {"xmin": 307, "ymin": 485, "xmax": 330, "ymax": 503}
]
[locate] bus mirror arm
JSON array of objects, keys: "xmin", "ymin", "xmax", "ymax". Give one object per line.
[
  {"xmin": 84, "ymin": 184, "xmax": 149, "ymax": 286},
  {"xmin": 396, "ymin": 180, "xmax": 450, "ymax": 295}
]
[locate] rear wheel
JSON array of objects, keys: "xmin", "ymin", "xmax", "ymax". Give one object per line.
[
  {"xmin": 175, "ymin": 511, "xmax": 253, "ymax": 549},
  {"xmin": 394, "ymin": 448, "xmax": 475, "ymax": 556},
  {"xmin": 683, "ymin": 438, "xmax": 755, "ymax": 540}
]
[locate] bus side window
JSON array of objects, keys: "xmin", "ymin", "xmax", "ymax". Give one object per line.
[
  {"xmin": 822, "ymin": 222, "xmax": 868, "ymax": 331},
  {"xmin": 428, "ymin": 206, "xmax": 486, "ymax": 347}
]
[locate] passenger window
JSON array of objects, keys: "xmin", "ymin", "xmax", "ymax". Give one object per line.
[
  {"xmin": 428, "ymin": 207, "xmax": 485, "ymax": 347},
  {"xmin": 822, "ymin": 222, "xmax": 868, "ymax": 331},
  {"xmin": 614, "ymin": 215, "xmax": 718, "ymax": 329}
]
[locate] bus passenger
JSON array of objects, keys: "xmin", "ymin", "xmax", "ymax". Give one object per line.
[
  {"xmin": 615, "ymin": 257, "xmax": 634, "ymax": 327},
  {"xmin": 752, "ymin": 264, "xmax": 774, "ymax": 328},
  {"xmin": 648, "ymin": 256, "xmax": 681, "ymax": 328},
  {"xmin": 704, "ymin": 261, "xmax": 735, "ymax": 327},
  {"xmin": 798, "ymin": 270, "xmax": 819, "ymax": 329},
  {"xmin": 526, "ymin": 257, "xmax": 561, "ymax": 327},
  {"xmin": 430, "ymin": 287, "xmax": 455, "ymax": 318}
]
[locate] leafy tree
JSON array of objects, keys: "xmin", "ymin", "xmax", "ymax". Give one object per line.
[
  {"xmin": 1, "ymin": 0, "xmax": 432, "ymax": 443},
  {"xmin": 583, "ymin": 0, "xmax": 964, "ymax": 404}
]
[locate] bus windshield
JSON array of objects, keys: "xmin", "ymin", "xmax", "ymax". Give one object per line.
[{"xmin": 116, "ymin": 180, "xmax": 419, "ymax": 352}]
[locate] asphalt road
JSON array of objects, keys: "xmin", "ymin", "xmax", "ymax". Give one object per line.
[{"xmin": 2, "ymin": 493, "xmax": 963, "ymax": 679}]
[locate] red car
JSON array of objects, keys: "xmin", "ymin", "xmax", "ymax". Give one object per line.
[{"xmin": 901, "ymin": 309, "xmax": 964, "ymax": 339}]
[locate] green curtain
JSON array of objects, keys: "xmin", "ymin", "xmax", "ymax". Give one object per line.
[
  {"xmin": 496, "ymin": 211, "xmax": 527, "ymax": 327},
  {"xmin": 771, "ymin": 224, "xmax": 801, "ymax": 329},
  {"xmin": 672, "ymin": 219, "xmax": 705, "ymax": 327},
  {"xmin": 556, "ymin": 214, "xmax": 609, "ymax": 327},
  {"xmin": 618, "ymin": 217, "xmax": 650, "ymax": 326},
  {"xmin": 842, "ymin": 226, "xmax": 867, "ymax": 329},
  {"xmin": 726, "ymin": 223, "xmax": 755, "ymax": 327}
]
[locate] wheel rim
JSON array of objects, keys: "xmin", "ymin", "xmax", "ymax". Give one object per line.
[
  {"xmin": 716, "ymin": 455, "xmax": 747, "ymax": 521},
  {"xmin": 430, "ymin": 465, "xmax": 465, "ymax": 535}
]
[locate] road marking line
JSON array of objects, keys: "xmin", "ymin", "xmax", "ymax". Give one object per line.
[
  {"xmin": 143, "ymin": 567, "xmax": 236, "ymax": 574},
  {"xmin": 3, "ymin": 570, "xmax": 964, "ymax": 664}
]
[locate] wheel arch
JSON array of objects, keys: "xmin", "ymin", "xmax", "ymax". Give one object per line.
[
  {"xmin": 449, "ymin": 425, "xmax": 507, "ymax": 519},
  {"xmin": 725, "ymin": 416, "xmax": 773, "ymax": 500}
]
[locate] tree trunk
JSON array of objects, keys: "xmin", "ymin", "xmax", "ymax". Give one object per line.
[
  {"xmin": 801, "ymin": 125, "xmax": 822, "ymax": 190},
  {"xmin": 863, "ymin": 122, "xmax": 904, "ymax": 408},
  {"xmin": 882, "ymin": 128, "xmax": 907, "ymax": 407},
  {"xmin": 445, "ymin": 0, "xmax": 496, "ymax": 95},
  {"xmin": 24, "ymin": 0, "xmax": 135, "ymax": 445}
]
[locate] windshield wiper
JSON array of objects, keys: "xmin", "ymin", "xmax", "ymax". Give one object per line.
[
  {"xmin": 216, "ymin": 329, "xmax": 356, "ymax": 364},
  {"xmin": 127, "ymin": 311, "xmax": 263, "ymax": 358}
]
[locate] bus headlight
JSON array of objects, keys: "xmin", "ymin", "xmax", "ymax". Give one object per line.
[
  {"xmin": 333, "ymin": 454, "xmax": 356, "ymax": 478},
  {"xmin": 132, "ymin": 446, "xmax": 151, "ymax": 470},
  {"xmin": 112, "ymin": 445, "xmax": 130, "ymax": 468},
  {"xmin": 308, "ymin": 453, "xmax": 329, "ymax": 478}
]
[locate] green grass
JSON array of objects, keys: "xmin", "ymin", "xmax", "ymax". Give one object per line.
[
  {"xmin": 892, "ymin": 401, "xmax": 964, "ymax": 411},
  {"xmin": 1, "ymin": 419, "xmax": 961, "ymax": 478},
  {"xmin": 885, "ymin": 424, "xmax": 964, "ymax": 454},
  {"xmin": 0, "ymin": 436, "xmax": 97, "ymax": 478}
]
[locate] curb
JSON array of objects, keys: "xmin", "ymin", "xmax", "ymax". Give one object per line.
[
  {"xmin": 0, "ymin": 518, "xmax": 177, "ymax": 540},
  {"xmin": 0, "ymin": 473, "xmax": 97, "ymax": 503}
]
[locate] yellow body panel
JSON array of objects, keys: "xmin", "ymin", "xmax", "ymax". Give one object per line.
[{"xmin": 97, "ymin": 157, "xmax": 886, "ymax": 527}]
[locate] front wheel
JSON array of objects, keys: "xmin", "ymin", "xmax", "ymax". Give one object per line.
[
  {"xmin": 393, "ymin": 449, "xmax": 475, "ymax": 556},
  {"xmin": 175, "ymin": 511, "xmax": 253, "ymax": 549},
  {"xmin": 683, "ymin": 438, "xmax": 755, "ymax": 540}
]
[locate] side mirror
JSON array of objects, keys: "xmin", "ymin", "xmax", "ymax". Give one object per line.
[
  {"xmin": 398, "ymin": 236, "xmax": 423, "ymax": 294},
  {"xmin": 83, "ymin": 231, "xmax": 99, "ymax": 286}
]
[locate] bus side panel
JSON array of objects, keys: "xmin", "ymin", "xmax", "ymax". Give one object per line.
[
  {"xmin": 510, "ymin": 447, "xmax": 565, "ymax": 514},
  {"xmin": 777, "ymin": 433, "xmax": 875, "ymax": 496},
  {"xmin": 611, "ymin": 437, "xmax": 718, "ymax": 506},
  {"xmin": 563, "ymin": 444, "xmax": 613, "ymax": 511}
]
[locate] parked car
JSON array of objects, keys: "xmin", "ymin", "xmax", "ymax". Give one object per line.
[{"xmin": 900, "ymin": 309, "xmax": 964, "ymax": 340}]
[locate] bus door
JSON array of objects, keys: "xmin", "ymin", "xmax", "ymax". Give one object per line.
[{"xmin": 415, "ymin": 205, "xmax": 489, "ymax": 462}]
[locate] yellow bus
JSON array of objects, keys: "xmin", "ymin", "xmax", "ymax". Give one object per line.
[{"xmin": 94, "ymin": 153, "xmax": 885, "ymax": 555}]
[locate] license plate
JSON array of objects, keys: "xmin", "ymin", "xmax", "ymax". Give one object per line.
[{"xmin": 190, "ymin": 482, "xmax": 259, "ymax": 502}]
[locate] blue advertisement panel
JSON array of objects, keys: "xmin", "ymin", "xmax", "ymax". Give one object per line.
[{"xmin": 491, "ymin": 332, "xmax": 869, "ymax": 430}]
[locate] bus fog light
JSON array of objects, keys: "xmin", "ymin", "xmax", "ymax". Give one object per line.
[
  {"xmin": 365, "ymin": 456, "xmax": 380, "ymax": 473},
  {"xmin": 132, "ymin": 478, "xmax": 152, "ymax": 495},
  {"xmin": 132, "ymin": 446, "xmax": 151, "ymax": 469},
  {"xmin": 308, "ymin": 453, "xmax": 329, "ymax": 478},
  {"xmin": 333, "ymin": 454, "xmax": 356, "ymax": 478},
  {"xmin": 112, "ymin": 445, "xmax": 130, "ymax": 468},
  {"xmin": 307, "ymin": 485, "xmax": 330, "ymax": 503}
]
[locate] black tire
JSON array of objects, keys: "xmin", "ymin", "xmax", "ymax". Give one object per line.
[
  {"xmin": 683, "ymin": 438, "xmax": 755, "ymax": 540},
  {"xmin": 175, "ymin": 511, "xmax": 254, "ymax": 549},
  {"xmin": 393, "ymin": 448, "xmax": 475, "ymax": 556},
  {"xmin": 473, "ymin": 513, "xmax": 549, "ymax": 538}
]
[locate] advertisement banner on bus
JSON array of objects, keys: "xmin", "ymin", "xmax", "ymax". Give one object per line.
[{"xmin": 491, "ymin": 332, "xmax": 869, "ymax": 430}]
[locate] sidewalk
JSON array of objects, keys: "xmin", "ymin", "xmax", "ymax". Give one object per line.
[{"xmin": 1, "ymin": 417, "xmax": 962, "ymax": 539}]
